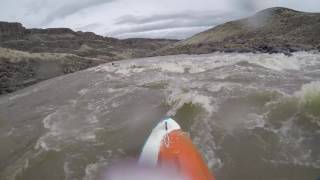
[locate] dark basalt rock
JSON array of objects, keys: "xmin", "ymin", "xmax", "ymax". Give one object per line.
[{"xmin": 0, "ymin": 22, "xmax": 26, "ymax": 40}]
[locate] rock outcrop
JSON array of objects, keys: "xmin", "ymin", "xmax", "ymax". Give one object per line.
[
  {"xmin": 0, "ymin": 22, "xmax": 26, "ymax": 40},
  {"xmin": 0, "ymin": 22, "xmax": 178, "ymax": 60}
]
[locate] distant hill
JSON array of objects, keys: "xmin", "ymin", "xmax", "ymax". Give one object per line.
[
  {"xmin": 0, "ymin": 22, "xmax": 177, "ymax": 95},
  {"xmin": 156, "ymin": 7, "xmax": 320, "ymax": 55},
  {"xmin": 0, "ymin": 22, "xmax": 177, "ymax": 60}
]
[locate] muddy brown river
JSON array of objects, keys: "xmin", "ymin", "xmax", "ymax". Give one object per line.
[{"xmin": 0, "ymin": 52, "xmax": 320, "ymax": 180}]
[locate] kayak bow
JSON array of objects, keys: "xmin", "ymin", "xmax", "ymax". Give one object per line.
[{"xmin": 139, "ymin": 118, "xmax": 215, "ymax": 180}]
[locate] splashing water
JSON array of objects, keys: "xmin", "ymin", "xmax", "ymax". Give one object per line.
[{"xmin": 0, "ymin": 52, "xmax": 320, "ymax": 180}]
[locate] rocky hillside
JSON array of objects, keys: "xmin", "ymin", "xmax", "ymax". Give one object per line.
[
  {"xmin": 156, "ymin": 7, "xmax": 320, "ymax": 55},
  {"xmin": 0, "ymin": 48, "xmax": 104, "ymax": 94},
  {"xmin": 0, "ymin": 22, "xmax": 177, "ymax": 95},
  {"xmin": 0, "ymin": 22, "xmax": 177, "ymax": 60}
]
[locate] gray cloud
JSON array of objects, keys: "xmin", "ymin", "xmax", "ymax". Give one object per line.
[
  {"xmin": 231, "ymin": 0, "xmax": 261, "ymax": 12},
  {"xmin": 116, "ymin": 11, "xmax": 236, "ymax": 25},
  {"xmin": 40, "ymin": 0, "xmax": 115, "ymax": 25},
  {"xmin": 117, "ymin": 14, "xmax": 204, "ymax": 25},
  {"xmin": 116, "ymin": 26, "xmax": 212, "ymax": 40},
  {"xmin": 1, "ymin": 0, "xmax": 320, "ymax": 39},
  {"xmin": 110, "ymin": 11, "xmax": 241, "ymax": 39},
  {"xmin": 74, "ymin": 23, "xmax": 104, "ymax": 32}
]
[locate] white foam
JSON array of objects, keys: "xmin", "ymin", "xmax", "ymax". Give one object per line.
[
  {"xmin": 111, "ymin": 102, "xmax": 119, "ymax": 108},
  {"xmin": 35, "ymin": 138, "xmax": 51, "ymax": 151},
  {"xmin": 77, "ymin": 132, "xmax": 96, "ymax": 141},
  {"xmin": 157, "ymin": 62, "xmax": 185, "ymax": 73},
  {"xmin": 207, "ymin": 82, "xmax": 241, "ymax": 93},
  {"xmin": 79, "ymin": 89, "xmax": 89, "ymax": 96},
  {"xmin": 94, "ymin": 64, "xmax": 115, "ymax": 73},
  {"xmin": 35, "ymin": 105, "xmax": 102, "ymax": 151},
  {"xmin": 250, "ymin": 54, "xmax": 300, "ymax": 71},
  {"xmin": 24, "ymin": 159, "xmax": 29, "ymax": 170},
  {"xmin": 107, "ymin": 88, "xmax": 122, "ymax": 93},
  {"xmin": 64, "ymin": 161, "xmax": 73, "ymax": 180},
  {"xmin": 35, "ymin": 112, "xmax": 61, "ymax": 151},
  {"xmin": 295, "ymin": 81, "xmax": 320, "ymax": 102},
  {"xmin": 264, "ymin": 116, "xmax": 320, "ymax": 169},
  {"xmin": 91, "ymin": 52, "xmax": 320, "ymax": 84},
  {"xmin": 87, "ymin": 115, "xmax": 99, "ymax": 124},
  {"xmin": 83, "ymin": 162, "xmax": 101, "ymax": 180},
  {"xmin": 9, "ymin": 91, "xmax": 33, "ymax": 101},
  {"xmin": 166, "ymin": 87, "xmax": 215, "ymax": 116},
  {"xmin": 191, "ymin": 118, "xmax": 222, "ymax": 170},
  {"xmin": 5, "ymin": 128, "xmax": 15, "ymax": 136},
  {"xmin": 245, "ymin": 113, "xmax": 266, "ymax": 130},
  {"xmin": 94, "ymin": 62, "xmax": 146, "ymax": 77}
]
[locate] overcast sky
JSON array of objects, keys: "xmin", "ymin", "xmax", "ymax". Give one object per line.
[{"xmin": 1, "ymin": 0, "xmax": 320, "ymax": 39}]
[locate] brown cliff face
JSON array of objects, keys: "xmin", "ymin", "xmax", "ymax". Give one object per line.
[{"xmin": 0, "ymin": 22, "xmax": 26, "ymax": 40}]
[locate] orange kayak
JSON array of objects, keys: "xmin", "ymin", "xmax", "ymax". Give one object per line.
[{"xmin": 139, "ymin": 118, "xmax": 215, "ymax": 180}]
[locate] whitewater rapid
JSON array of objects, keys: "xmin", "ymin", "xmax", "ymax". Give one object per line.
[{"xmin": 0, "ymin": 52, "xmax": 319, "ymax": 180}]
